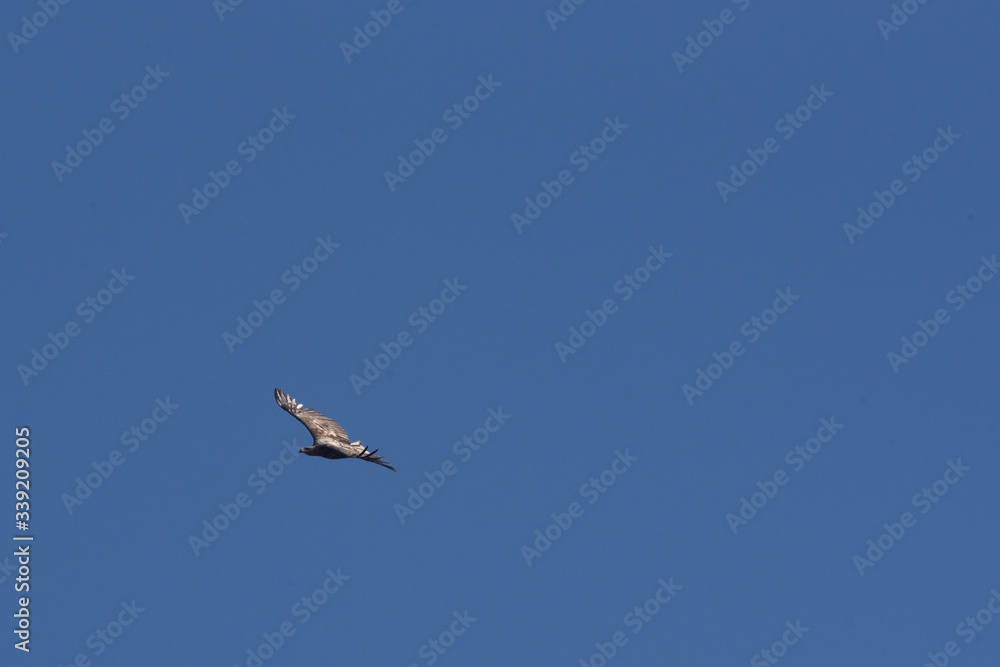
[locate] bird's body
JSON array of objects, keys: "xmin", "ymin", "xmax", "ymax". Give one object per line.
[{"xmin": 274, "ymin": 388, "xmax": 396, "ymax": 471}]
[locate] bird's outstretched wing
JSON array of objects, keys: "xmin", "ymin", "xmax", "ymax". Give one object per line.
[{"xmin": 274, "ymin": 388, "xmax": 350, "ymax": 444}]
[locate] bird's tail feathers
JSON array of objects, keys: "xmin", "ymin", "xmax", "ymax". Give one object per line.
[{"xmin": 357, "ymin": 443, "xmax": 396, "ymax": 472}]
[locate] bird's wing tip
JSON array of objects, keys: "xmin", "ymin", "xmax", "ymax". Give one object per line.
[{"xmin": 274, "ymin": 388, "xmax": 293, "ymax": 408}]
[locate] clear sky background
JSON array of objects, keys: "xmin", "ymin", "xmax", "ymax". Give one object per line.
[{"xmin": 3, "ymin": 1, "xmax": 999, "ymax": 665}]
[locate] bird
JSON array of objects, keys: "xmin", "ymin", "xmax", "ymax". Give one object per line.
[{"xmin": 274, "ymin": 388, "xmax": 396, "ymax": 471}]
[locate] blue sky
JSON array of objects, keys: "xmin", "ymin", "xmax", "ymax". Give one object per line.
[{"xmin": 3, "ymin": 0, "xmax": 999, "ymax": 665}]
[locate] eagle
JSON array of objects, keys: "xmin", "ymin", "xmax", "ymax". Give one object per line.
[{"xmin": 274, "ymin": 388, "xmax": 396, "ymax": 471}]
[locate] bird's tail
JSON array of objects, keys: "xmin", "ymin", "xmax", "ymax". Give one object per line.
[{"xmin": 355, "ymin": 441, "xmax": 396, "ymax": 472}]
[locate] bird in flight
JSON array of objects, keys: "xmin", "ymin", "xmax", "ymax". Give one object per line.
[{"xmin": 274, "ymin": 388, "xmax": 396, "ymax": 471}]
